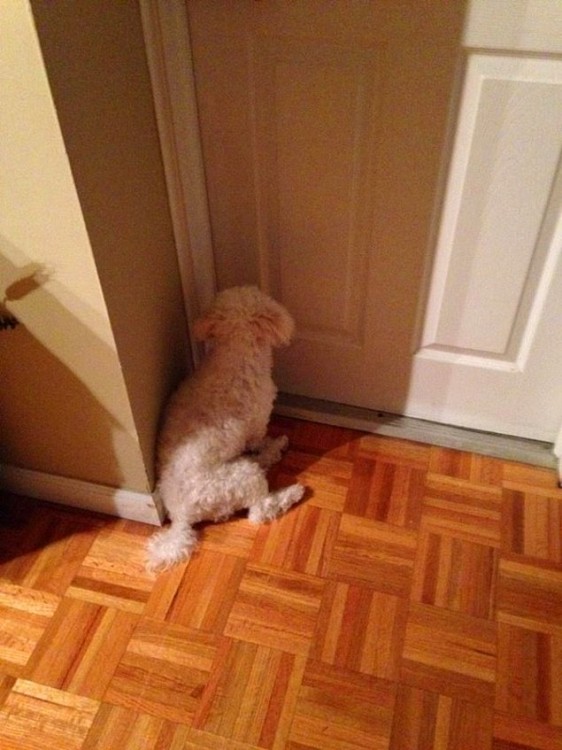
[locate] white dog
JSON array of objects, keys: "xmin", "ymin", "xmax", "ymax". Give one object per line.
[{"xmin": 147, "ymin": 286, "xmax": 305, "ymax": 571}]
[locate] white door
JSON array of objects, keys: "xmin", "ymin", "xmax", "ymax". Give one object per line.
[{"xmin": 183, "ymin": 0, "xmax": 562, "ymax": 443}]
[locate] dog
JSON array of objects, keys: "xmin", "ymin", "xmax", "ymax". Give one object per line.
[{"xmin": 147, "ymin": 286, "xmax": 305, "ymax": 571}]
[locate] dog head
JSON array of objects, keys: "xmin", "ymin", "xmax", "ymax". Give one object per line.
[{"xmin": 193, "ymin": 286, "xmax": 295, "ymax": 347}]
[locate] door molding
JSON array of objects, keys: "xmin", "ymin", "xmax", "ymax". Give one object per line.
[{"xmin": 139, "ymin": 0, "xmax": 215, "ymax": 365}]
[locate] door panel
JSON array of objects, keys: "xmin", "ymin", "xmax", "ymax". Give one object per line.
[
  {"xmin": 420, "ymin": 55, "xmax": 562, "ymax": 367},
  {"xmin": 254, "ymin": 38, "xmax": 377, "ymax": 348}
]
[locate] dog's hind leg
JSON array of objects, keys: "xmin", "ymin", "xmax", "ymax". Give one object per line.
[
  {"xmin": 211, "ymin": 456, "xmax": 305, "ymax": 524},
  {"xmin": 250, "ymin": 435, "xmax": 289, "ymax": 469},
  {"xmin": 247, "ymin": 483, "xmax": 305, "ymax": 524}
]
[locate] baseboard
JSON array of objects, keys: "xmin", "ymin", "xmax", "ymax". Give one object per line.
[
  {"xmin": 275, "ymin": 393, "xmax": 558, "ymax": 470},
  {"xmin": 0, "ymin": 464, "xmax": 165, "ymax": 526}
]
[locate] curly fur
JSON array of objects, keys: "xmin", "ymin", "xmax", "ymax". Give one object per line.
[{"xmin": 147, "ymin": 286, "xmax": 305, "ymax": 571}]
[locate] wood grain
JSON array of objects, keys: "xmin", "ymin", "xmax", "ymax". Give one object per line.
[
  {"xmin": 250, "ymin": 504, "xmax": 340, "ymax": 576},
  {"xmin": 194, "ymin": 641, "xmax": 305, "ymax": 748},
  {"xmin": 390, "ymin": 686, "xmax": 494, "ymax": 750},
  {"xmin": 27, "ymin": 598, "xmax": 138, "ymax": 698},
  {"xmin": 0, "ymin": 581, "xmax": 59, "ymax": 676},
  {"xmin": 289, "ymin": 661, "xmax": 396, "ymax": 749},
  {"xmin": 412, "ymin": 531, "xmax": 498, "ymax": 618},
  {"xmin": 311, "ymin": 582, "xmax": 408, "ymax": 679},
  {"xmin": 0, "ymin": 679, "xmax": 98, "ymax": 749},
  {"xmin": 429, "ymin": 446, "xmax": 503, "ymax": 486},
  {"xmin": 497, "ymin": 556, "xmax": 562, "ymax": 631},
  {"xmin": 0, "ymin": 416, "xmax": 561, "ymax": 748},
  {"xmin": 224, "ymin": 564, "xmax": 324, "ymax": 655},
  {"xmin": 325, "ymin": 513, "xmax": 417, "ymax": 595},
  {"xmin": 503, "ymin": 489, "xmax": 562, "ymax": 562},
  {"xmin": 345, "ymin": 458, "xmax": 425, "ymax": 528},
  {"xmin": 401, "ymin": 603, "xmax": 497, "ymax": 704},
  {"xmin": 421, "ymin": 474, "xmax": 503, "ymax": 547},
  {"xmin": 496, "ymin": 622, "xmax": 562, "ymax": 725},
  {"xmin": 105, "ymin": 618, "xmax": 219, "ymax": 724}
]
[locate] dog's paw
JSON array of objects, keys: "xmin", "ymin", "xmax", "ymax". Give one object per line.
[
  {"xmin": 248, "ymin": 482, "xmax": 305, "ymax": 524},
  {"xmin": 279, "ymin": 482, "xmax": 305, "ymax": 512},
  {"xmin": 276, "ymin": 435, "xmax": 289, "ymax": 453},
  {"xmin": 254, "ymin": 435, "xmax": 290, "ymax": 469}
]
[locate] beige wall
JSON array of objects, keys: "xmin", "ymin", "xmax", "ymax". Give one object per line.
[{"xmin": 0, "ymin": 2, "xmax": 189, "ymax": 493}]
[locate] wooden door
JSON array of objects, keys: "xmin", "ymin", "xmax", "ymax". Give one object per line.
[{"xmin": 185, "ymin": 0, "xmax": 562, "ymax": 442}]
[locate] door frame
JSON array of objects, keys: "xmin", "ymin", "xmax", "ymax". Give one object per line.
[
  {"xmin": 555, "ymin": 424, "xmax": 562, "ymax": 485},
  {"xmin": 140, "ymin": 0, "xmax": 562, "ymax": 471},
  {"xmin": 139, "ymin": 0, "xmax": 216, "ymax": 366}
]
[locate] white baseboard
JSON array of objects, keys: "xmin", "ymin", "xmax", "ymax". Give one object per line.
[{"xmin": 0, "ymin": 464, "xmax": 165, "ymax": 526}]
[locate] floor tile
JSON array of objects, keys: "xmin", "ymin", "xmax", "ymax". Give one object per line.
[
  {"xmin": 429, "ymin": 447, "xmax": 503, "ymax": 485},
  {"xmin": 0, "ymin": 581, "xmax": 59, "ymax": 677},
  {"xmin": 493, "ymin": 711, "xmax": 562, "ymax": 750},
  {"xmin": 358, "ymin": 435, "xmax": 431, "ymax": 470},
  {"xmin": 390, "ymin": 686, "xmax": 493, "ymax": 750},
  {"xmin": 345, "ymin": 457, "xmax": 425, "ymax": 528},
  {"xmin": 502, "ymin": 463, "xmax": 562, "ymax": 492},
  {"xmin": 496, "ymin": 557, "xmax": 562, "ymax": 632},
  {"xmin": 199, "ymin": 515, "xmax": 259, "ymax": 558},
  {"xmin": 325, "ymin": 513, "xmax": 417, "ymax": 595},
  {"xmin": 0, "ymin": 679, "xmax": 99, "ymax": 749},
  {"xmin": 288, "ymin": 421, "xmax": 360, "ymax": 460},
  {"xmin": 311, "ymin": 581, "xmax": 408, "ymax": 679},
  {"xmin": 67, "ymin": 528, "xmax": 154, "ymax": 613},
  {"xmin": 250, "ymin": 504, "xmax": 340, "ymax": 576},
  {"xmin": 105, "ymin": 618, "xmax": 219, "ymax": 723},
  {"xmin": 224, "ymin": 564, "xmax": 324, "ymax": 655},
  {"xmin": 273, "ymin": 450, "xmax": 352, "ymax": 512},
  {"xmin": 0, "ymin": 498, "xmax": 103, "ymax": 593},
  {"xmin": 194, "ymin": 641, "xmax": 305, "ymax": 748},
  {"xmin": 496, "ymin": 622, "xmax": 562, "ymax": 725},
  {"xmin": 412, "ymin": 530, "xmax": 498, "ymax": 618},
  {"xmin": 502, "ymin": 489, "xmax": 562, "ymax": 563},
  {"xmin": 421, "ymin": 474, "xmax": 503, "ymax": 547},
  {"xmin": 26, "ymin": 597, "xmax": 138, "ymax": 699},
  {"xmin": 288, "ymin": 660, "xmax": 396, "ymax": 749},
  {"xmin": 146, "ymin": 550, "xmax": 245, "ymax": 632},
  {"xmin": 401, "ymin": 602, "xmax": 497, "ymax": 705}
]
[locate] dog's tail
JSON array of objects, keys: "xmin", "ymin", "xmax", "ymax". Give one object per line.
[{"xmin": 146, "ymin": 520, "xmax": 197, "ymax": 573}]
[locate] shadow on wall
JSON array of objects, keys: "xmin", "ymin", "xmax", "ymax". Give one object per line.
[{"xmin": 0, "ymin": 242, "xmax": 141, "ymax": 495}]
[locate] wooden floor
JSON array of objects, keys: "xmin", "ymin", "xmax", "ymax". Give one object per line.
[{"xmin": 0, "ymin": 416, "xmax": 561, "ymax": 749}]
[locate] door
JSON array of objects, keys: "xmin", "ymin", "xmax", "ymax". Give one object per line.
[{"xmin": 185, "ymin": 0, "xmax": 562, "ymax": 443}]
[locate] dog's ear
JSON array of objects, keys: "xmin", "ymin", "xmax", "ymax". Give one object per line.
[
  {"xmin": 192, "ymin": 312, "xmax": 228, "ymax": 341},
  {"xmin": 252, "ymin": 304, "xmax": 295, "ymax": 347},
  {"xmin": 193, "ymin": 288, "xmax": 296, "ymax": 346}
]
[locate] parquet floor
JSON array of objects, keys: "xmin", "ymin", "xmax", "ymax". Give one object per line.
[{"xmin": 0, "ymin": 416, "xmax": 561, "ymax": 749}]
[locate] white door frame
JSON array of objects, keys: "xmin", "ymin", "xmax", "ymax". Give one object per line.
[
  {"xmin": 140, "ymin": 0, "xmax": 562, "ymax": 473},
  {"xmin": 139, "ymin": 0, "xmax": 216, "ymax": 366}
]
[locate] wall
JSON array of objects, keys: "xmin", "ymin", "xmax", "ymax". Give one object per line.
[
  {"xmin": 30, "ymin": 0, "xmax": 191, "ymax": 488},
  {"xmin": 0, "ymin": 2, "xmax": 189, "ymax": 496}
]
